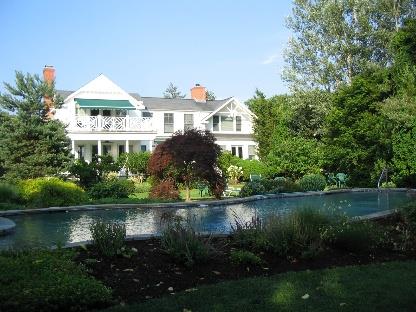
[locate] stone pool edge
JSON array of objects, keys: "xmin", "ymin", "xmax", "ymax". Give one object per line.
[{"xmin": 1, "ymin": 187, "xmax": 412, "ymax": 218}]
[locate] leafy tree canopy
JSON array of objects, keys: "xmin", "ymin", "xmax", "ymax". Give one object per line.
[
  {"xmin": 148, "ymin": 129, "xmax": 225, "ymax": 200},
  {"xmin": 205, "ymin": 89, "xmax": 216, "ymax": 101}
]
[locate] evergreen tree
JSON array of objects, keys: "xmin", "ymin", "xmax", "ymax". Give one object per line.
[
  {"xmin": 0, "ymin": 71, "xmax": 72, "ymax": 181},
  {"xmin": 163, "ymin": 82, "xmax": 186, "ymax": 99},
  {"xmin": 205, "ymin": 89, "xmax": 216, "ymax": 101}
]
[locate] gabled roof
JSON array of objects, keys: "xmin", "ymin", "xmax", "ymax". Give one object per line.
[{"xmin": 57, "ymin": 89, "xmax": 231, "ymax": 112}]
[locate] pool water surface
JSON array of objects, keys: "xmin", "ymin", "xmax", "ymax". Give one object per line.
[{"xmin": 1, "ymin": 191, "xmax": 414, "ymax": 249}]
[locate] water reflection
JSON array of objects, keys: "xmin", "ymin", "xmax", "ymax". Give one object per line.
[{"xmin": 1, "ymin": 191, "xmax": 414, "ymax": 249}]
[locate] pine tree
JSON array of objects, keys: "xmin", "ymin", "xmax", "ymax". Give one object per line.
[
  {"xmin": 0, "ymin": 71, "xmax": 72, "ymax": 181},
  {"xmin": 163, "ymin": 82, "xmax": 186, "ymax": 98}
]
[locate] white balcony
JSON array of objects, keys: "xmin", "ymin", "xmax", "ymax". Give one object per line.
[{"xmin": 70, "ymin": 116, "xmax": 155, "ymax": 132}]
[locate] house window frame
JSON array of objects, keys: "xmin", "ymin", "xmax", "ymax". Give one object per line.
[
  {"xmin": 184, "ymin": 113, "xmax": 194, "ymax": 130},
  {"xmin": 164, "ymin": 113, "xmax": 174, "ymax": 133},
  {"xmin": 231, "ymin": 145, "xmax": 243, "ymax": 158}
]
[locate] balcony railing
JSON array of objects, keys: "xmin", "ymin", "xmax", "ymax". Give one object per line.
[{"xmin": 71, "ymin": 116, "xmax": 154, "ymax": 132}]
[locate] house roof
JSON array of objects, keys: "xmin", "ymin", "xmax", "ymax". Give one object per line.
[{"xmin": 57, "ymin": 90, "xmax": 231, "ymax": 112}]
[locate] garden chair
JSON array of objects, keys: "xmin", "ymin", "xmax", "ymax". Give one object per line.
[
  {"xmin": 223, "ymin": 185, "xmax": 241, "ymax": 197},
  {"xmin": 197, "ymin": 182, "xmax": 209, "ymax": 197},
  {"xmin": 336, "ymin": 173, "xmax": 348, "ymax": 188},
  {"xmin": 250, "ymin": 174, "xmax": 262, "ymax": 182}
]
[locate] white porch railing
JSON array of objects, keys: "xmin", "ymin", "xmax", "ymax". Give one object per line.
[{"xmin": 71, "ymin": 116, "xmax": 154, "ymax": 132}]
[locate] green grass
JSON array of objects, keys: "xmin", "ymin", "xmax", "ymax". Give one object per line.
[{"xmin": 104, "ymin": 261, "xmax": 416, "ymax": 312}]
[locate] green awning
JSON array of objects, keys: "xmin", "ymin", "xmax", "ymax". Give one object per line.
[{"xmin": 75, "ymin": 98, "xmax": 136, "ymax": 110}]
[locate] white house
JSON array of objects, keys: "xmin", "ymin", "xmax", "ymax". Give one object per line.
[{"xmin": 45, "ymin": 66, "xmax": 258, "ymax": 161}]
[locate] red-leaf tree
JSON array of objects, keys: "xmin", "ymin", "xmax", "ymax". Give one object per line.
[{"xmin": 148, "ymin": 129, "xmax": 226, "ymax": 201}]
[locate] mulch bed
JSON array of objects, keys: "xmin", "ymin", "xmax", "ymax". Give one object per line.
[{"xmin": 75, "ymin": 216, "xmax": 415, "ymax": 305}]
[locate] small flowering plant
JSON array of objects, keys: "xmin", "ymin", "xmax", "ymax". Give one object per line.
[{"xmin": 227, "ymin": 165, "xmax": 243, "ymax": 184}]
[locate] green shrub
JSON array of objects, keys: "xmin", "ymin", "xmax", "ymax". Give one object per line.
[
  {"xmin": 265, "ymin": 209, "xmax": 330, "ymax": 258},
  {"xmin": 400, "ymin": 203, "xmax": 416, "ymax": 233},
  {"xmin": 260, "ymin": 179, "xmax": 280, "ymax": 193},
  {"xmin": 117, "ymin": 152, "xmax": 151, "ymax": 175},
  {"xmin": 381, "ymin": 181, "xmax": 397, "ymax": 188},
  {"xmin": 322, "ymin": 221, "xmax": 382, "ymax": 253},
  {"xmin": 88, "ymin": 179, "xmax": 135, "ymax": 199},
  {"xmin": 160, "ymin": 215, "xmax": 212, "ymax": 267},
  {"xmin": 149, "ymin": 179, "xmax": 180, "ymax": 200},
  {"xmin": 0, "ymin": 182, "xmax": 21, "ymax": 203},
  {"xmin": 90, "ymin": 220, "xmax": 126, "ymax": 258},
  {"xmin": 19, "ymin": 177, "xmax": 88, "ymax": 208},
  {"xmin": 130, "ymin": 180, "xmax": 151, "ymax": 193},
  {"xmin": 240, "ymin": 181, "xmax": 266, "ymax": 197},
  {"xmin": 0, "ymin": 249, "xmax": 112, "ymax": 312},
  {"xmin": 218, "ymin": 152, "xmax": 268, "ymax": 181},
  {"xmin": 231, "ymin": 215, "xmax": 268, "ymax": 250},
  {"xmin": 230, "ymin": 250, "xmax": 263, "ymax": 266},
  {"xmin": 298, "ymin": 174, "xmax": 327, "ymax": 191}
]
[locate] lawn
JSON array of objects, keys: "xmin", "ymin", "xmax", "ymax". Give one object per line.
[{"xmin": 104, "ymin": 260, "xmax": 416, "ymax": 312}]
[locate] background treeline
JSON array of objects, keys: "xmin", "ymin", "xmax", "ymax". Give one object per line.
[{"xmin": 248, "ymin": 7, "xmax": 416, "ymax": 187}]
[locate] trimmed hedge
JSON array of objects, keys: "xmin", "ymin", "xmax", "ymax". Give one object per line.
[
  {"xmin": 0, "ymin": 249, "xmax": 112, "ymax": 312},
  {"xmin": 19, "ymin": 177, "xmax": 88, "ymax": 208}
]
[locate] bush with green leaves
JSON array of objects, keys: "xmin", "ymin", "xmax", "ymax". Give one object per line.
[
  {"xmin": 160, "ymin": 215, "xmax": 212, "ymax": 267},
  {"xmin": 400, "ymin": 202, "xmax": 416, "ymax": 234},
  {"xmin": 264, "ymin": 209, "xmax": 330, "ymax": 258},
  {"xmin": 19, "ymin": 177, "xmax": 88, "ymax": 208},
  {"xmin": 240, "ymin": 181, "xmax": 266, "ymax": 197},
  {"xmin": 90, "ymin": 220, "xmax": 126, "ymax": 258},
  {"xmin": 227, "ymin": 165, "xmax": 243, "ymax": 184},
  {"xmin": 218, "ymin": 151, "xmax": 269, "ymax": 181},
  {"xmin": 381, "ymin": 181, "xmax": 397, "ymax": 188},
  {"xmin": 230, "ymin": 250, "xmax": 263, "ymax": 266},
  {"xmin": 231, "ymin": 214, "xmax": 268, "ymax": 251},
  {"xmin": 0, "ymin": 248, "xmax": 112, "ymax": 312},
  {"xmin": 0, "ymin": 182, "xmax": 21, "ymax": 203},
  {"xmin": 322, "ymin": 220, "xmax": 383, "ymax": 253},
  {"xmin": 298, "ymin": 173, "xmax": 327, "ymax": 191},
  {"xmin": 232, "ymin": 208, "xmax": 330, "ymax": 259},
  {"xmin": 88, "ymin": 179, "xmax": 135, "ymax": 199},
  {"xmin": 117, "ymin": 152, "xmax": 151, "ymax": 174}
]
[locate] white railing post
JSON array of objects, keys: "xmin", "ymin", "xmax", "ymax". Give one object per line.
[{"xmin": 97, "ymin": 115, "xmax": 102, "ymax": 131}]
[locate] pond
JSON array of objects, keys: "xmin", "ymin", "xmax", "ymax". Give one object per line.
[{"xmin": 1, "ymin": 191, "xmax": 414, "ymax": 250}]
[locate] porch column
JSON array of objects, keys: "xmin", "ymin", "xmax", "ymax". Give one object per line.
[
  {"xmin": 71, "ymin": 140, "xmax": 77, "ymax": 158},
  {"xmin": 126, "ymin": 140, "xmax": 130, "ymax": 153},
  {"xmin": 97, "ymin": 140, "xmax": 102, "ymax": 156}
]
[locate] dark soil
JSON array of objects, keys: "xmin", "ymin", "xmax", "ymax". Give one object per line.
[{"xmin": 76, "ymin": 216, "xmax": 415, "ymax": 305}]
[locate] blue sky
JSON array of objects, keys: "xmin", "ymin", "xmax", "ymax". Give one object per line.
[{"xmin": 0, "ymin": 1, "xmax": 292, "ymax": 101}]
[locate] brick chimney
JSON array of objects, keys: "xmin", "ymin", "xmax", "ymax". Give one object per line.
[
  {"xmin": 190, "ymin": 84, "xmax": 206, "ymax": 102},
  {"xmin": 43, "ymin": 65, "xmax": 55, "ymax": 85},
  {"xmin": 43, "ymin": 65, "xmax": 55, "ymax": 118}
]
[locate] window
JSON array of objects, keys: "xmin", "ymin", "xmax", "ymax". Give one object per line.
[
  {"xmin": 115, "ymin": 110, "xmax": 127, "ymax": 117},
  {"xmin": 142, "ymin": 111, "xmax": 153, "ymax": 118},
  {"xmin": 102, "ymin": 110, "xmax": 111, "ymax": 117},
  {"xmin": 184, "ymin": 114, "xmax": 194, "ymax": 130},
  {"xmin": 221, "ymin": 116, "xmax": 234, "ymax": 131},
  {"xmin": 232, "ymin": 146, "xmax": 243, "ymax": 158},
  {"xmin": 213, "ymin": 115, "xmax": 220, "ymax": 131},
  {"xmin": 141, "ymin": 145, "xmax": 147, "ymax": 152},
  {"xmin": 236, "ymin": 116, "xmax": 242, "ymax": 132},
  {"xmin": 77, "ymin": 145, "xmax": 85, "ymax": 160},
  {"xmin": 248, "ymin": 145, "xmax": 256, "ymax": 160},
  {"xmin": 118, "ymin": 145, "xmax": 125, "ymax": 156},
  {"xmin": 92, "ymin": 145, "xmax": 98, "ymax": 159},
  {"xmin": 103, "ymin": 144, "xmax": 112, "ymax": 155},
  {"xmin": 164, "ymin": 113, "xmax": 174, "ymax": 133},
  {"xmin": 90, "ymin": 109, "xmax": 99, "ymax": 116}
]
